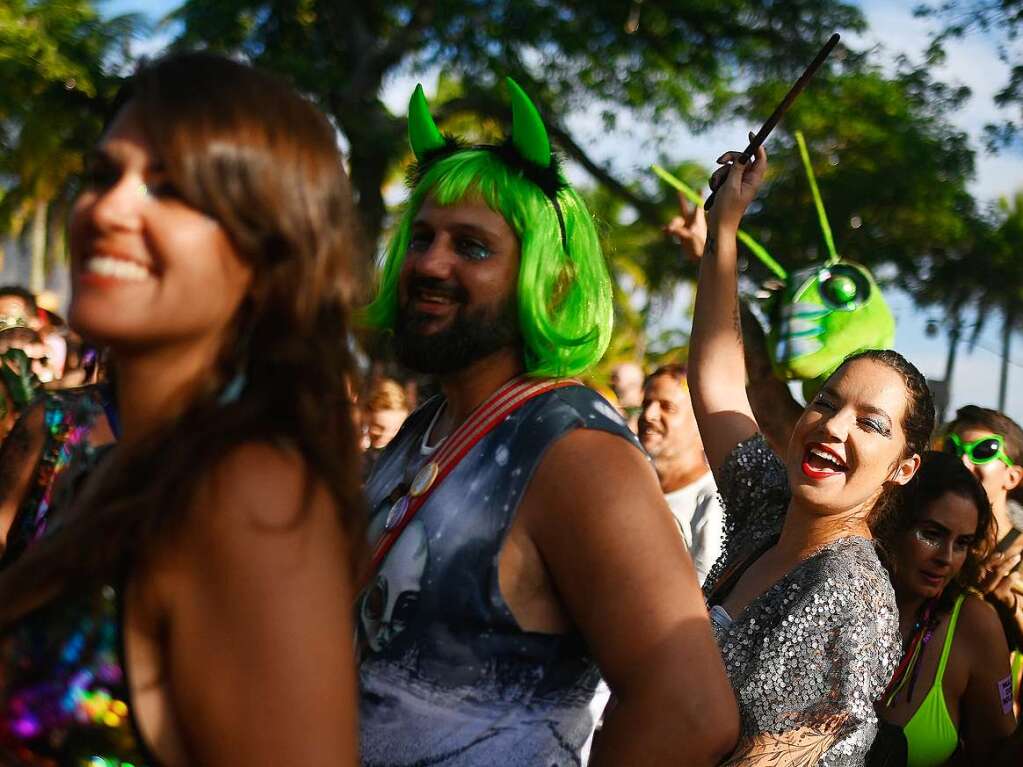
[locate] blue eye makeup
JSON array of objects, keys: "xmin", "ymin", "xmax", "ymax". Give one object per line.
[{"xmin": 456, "ymin": 237, "xmax": 492, "ymax": 262}]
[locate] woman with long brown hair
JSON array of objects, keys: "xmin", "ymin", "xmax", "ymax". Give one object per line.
[{"xmin": 0, "ymin": 52, "xmax": 364, "ymax": 765}]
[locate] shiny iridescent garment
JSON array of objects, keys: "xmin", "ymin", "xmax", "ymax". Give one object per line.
[
  {"xmin": 703, "ymin": 435, "xmax": 901, "ymax": 766},
  {"xmin": 1, "ymin": 385, "xmax": 109, "ymax": 567},
  {"xmin": 0, "ymin": 580, "xmax": 152, "ymax": 766},
  {"xmin": 0, "ymin": 387, "xmax": 149, "ymax": 765}
]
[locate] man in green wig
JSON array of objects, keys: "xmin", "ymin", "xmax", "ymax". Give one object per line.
[{"xmin": 357, "ymin": 79, "xmax": 738, "ymax": 766}]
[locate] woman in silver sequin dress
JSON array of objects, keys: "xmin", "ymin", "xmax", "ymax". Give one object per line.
[{"xmin": 687, "ymin": 143, "xmax": 936, "ymax": 765}]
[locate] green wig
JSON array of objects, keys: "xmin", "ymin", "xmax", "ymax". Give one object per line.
[{"xmin": 362, "ymin": 80, "xmax": 613, "ymax": 378}]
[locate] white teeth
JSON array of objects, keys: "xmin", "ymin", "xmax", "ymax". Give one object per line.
[
  {"xmin": 809, "ymin": 448, "xmax": 846, "ymax": 469},
  {"xmin": 85, "ymin": 256, "xmax": 151, "ymax": 282}
]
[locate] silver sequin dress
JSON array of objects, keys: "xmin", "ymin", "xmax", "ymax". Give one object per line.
[{"xmin": 703, "ymin": 435, "xmax": 901, "ymax": 766}]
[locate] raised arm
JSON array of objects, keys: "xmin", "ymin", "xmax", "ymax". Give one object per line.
[
  {"xmin": 688, "ymin": 141, "xmax": 768, "ymax": 474},
  {"xmin": 666, "ymin": 194, "xmax": 799, "ymax": 459}
]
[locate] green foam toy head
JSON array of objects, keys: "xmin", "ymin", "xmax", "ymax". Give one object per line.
[
  {"xmin": 766, "ymin": 133, "xmax": 894, "ymax": 396},
  {"xmin": 652, "ymin": 130, "xmax": 895, "ymax": 398},
  {"xmin": 765, "ymin": 261, "xmax": 894, "ymax": 396}
]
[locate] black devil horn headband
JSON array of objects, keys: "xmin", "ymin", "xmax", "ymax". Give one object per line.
[{"xmin": 406, "ymin": 78, "xmax": 569, "ymax": 246}]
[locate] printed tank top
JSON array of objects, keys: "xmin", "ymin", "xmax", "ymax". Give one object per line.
[{"xmin": 357, "ymin": 384, "xmax": 639, "ymax": 766}]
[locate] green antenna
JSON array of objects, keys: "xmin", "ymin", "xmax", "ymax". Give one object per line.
[
  {"xmin": 794, "ymin": 131, "xmax": 839, "ymax": 266},
  {"xmin": 651, "ymin": 164, "xmax": 788, "ymax": 281}
]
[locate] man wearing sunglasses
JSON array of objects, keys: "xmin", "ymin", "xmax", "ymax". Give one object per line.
[{"xmin": 944, "ymin": 404, "xmax": 1023, "ymax": 713}]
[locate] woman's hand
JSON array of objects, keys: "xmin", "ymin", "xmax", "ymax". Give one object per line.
[
  {"xmin": 663, "ymin": 192, "xmax": 707, "ymax": 262},
  {"xmin": 707, "ymin": 134, "xmax": 768, "ymax": 234}
]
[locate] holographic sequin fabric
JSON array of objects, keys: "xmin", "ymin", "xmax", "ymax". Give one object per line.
[
  {"xmin": 1, "ymin": 386, "xmax": 108, "ymax": 568},
  {"xmin": 0, "ymin": 387, "xmax": 150, "ymax": 765},
  {"xmin": 0, "ymin": 581, "xmax": 151, "ymax": 766},
  {"xmin": 703, "ymin": 435, "xmax": 901, "ymax": 766}
]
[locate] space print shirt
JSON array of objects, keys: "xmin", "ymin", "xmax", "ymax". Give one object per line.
[{"xmin": 357, "ymin": 383, "xmax": 639, "ymax": 767}]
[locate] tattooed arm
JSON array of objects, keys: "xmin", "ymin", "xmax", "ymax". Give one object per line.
[
  {"xmin": 721, "ymin": 724, "xmax": 845, "ymax": 766},
  {"xmin": 688, "ymin": 141, "xmax": 769, "ymax": 477},
  {"xmin": 0, "ymin": 400, "xmax": 46, "ymax": 551}
]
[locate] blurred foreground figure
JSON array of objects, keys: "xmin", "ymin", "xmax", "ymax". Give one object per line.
[
  {"xmin": 357, "ymin": 79, "xmax": 737, "ymax": 766},
  {"xmin": 0, "ymin": 53, "xmax": 363, "ymax": 766},
  {"xmin": 639, "ymin": 364, "xmax": 723, "ymax": 585}
]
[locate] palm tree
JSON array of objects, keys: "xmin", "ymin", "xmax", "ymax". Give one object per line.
[{"xmin": 0, "ymin": 0, "xmax": 141, "ymax": 291}]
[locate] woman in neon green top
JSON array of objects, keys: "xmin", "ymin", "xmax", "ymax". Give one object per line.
[{"xmin": 877, "ymin": 451, "xmax": 1017, "ymax": 765}]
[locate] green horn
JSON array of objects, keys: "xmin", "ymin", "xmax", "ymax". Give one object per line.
[
  {"xmin": 408, "ymin": 84, "xmax": 446, "ymax": 161},
  {"xmin": 506, "ymin": 77, "xmax": 551, "ymax": 167}
]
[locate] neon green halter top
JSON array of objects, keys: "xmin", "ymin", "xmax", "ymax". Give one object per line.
[{"xmin": 902, "ymin": 594, "xmax": 965, "ymax": 767}]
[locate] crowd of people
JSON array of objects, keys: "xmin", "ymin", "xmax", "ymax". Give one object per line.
[{"xmin": 0, "ymin": 49, "xmax": 1020, "ymax": 766}]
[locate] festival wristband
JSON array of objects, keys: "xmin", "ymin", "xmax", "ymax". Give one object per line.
[{"xmin": 999, "ymin": 675, "xmax": 1014, "ymax": 715}]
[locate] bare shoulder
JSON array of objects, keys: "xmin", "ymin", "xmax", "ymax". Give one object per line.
[
  {"xmin": 519, "ymin": 428, "xmax": 673, "ymax": 550},
  {"xmin": 531, "ymin": 428, "xmax": 659, "ymax": 504},
  {"xmin": 164, "ymin": 440, "xmax": 344, "ymax": 568},
  {"xmin": 146, "ymin": 440, "xmax": 349, "ymax": 605},
  {"xmin": 958, "ymin": 594, "xmax": 1011, "ymax": 656}
]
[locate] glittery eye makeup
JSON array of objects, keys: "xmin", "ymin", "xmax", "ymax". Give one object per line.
[
  {"xmin": 913, "ymin": 527, "xmax": 943, "ymax": 548},
  {"xmin": 913, "ymin": 526, "xmax": 972, "ymax": 553}
]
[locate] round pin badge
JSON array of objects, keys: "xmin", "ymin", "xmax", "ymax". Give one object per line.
[
  {"xmin": 384, "ymin": 495, "xmax": 410, "ymax": 531},
  {"xmin": 409, "ymin": 461, "xmax": 440, "ymax": 497}
]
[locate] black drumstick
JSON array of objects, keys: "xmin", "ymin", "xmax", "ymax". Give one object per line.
[{"xmin": 705, "ymin": 32, "xmax": 840, "ymax": 211}]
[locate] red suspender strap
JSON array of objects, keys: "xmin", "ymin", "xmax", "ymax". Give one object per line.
[{"xmin": 362, "ymin": 376, "xmax": 577, "ymax": 589}]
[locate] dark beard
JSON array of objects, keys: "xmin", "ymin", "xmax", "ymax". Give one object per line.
[{"xmin": 393, "ymin": 289, "xmax": 521, "ymax": 375}]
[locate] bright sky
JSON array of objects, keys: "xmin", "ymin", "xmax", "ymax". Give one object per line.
[{"xmin": 100, "ymin": 0, "xmax": 1023, "ymax": 422}]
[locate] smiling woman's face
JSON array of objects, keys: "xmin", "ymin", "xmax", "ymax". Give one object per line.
[
  {"xmin": 786, "ymin": 357, "xmax": 918, "ymax": 518},
  {"xmin": 894, "ymin": 491, "xmax": 979, "ymax": 600},
  {"xmin": 68, "ymin": 103, "xmax": 252, "ymax": 353}
]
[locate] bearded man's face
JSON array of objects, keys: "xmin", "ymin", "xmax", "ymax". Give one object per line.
[{"xmin": 394, "ymin": 197, "xmax": 522, "ymax": 374}]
